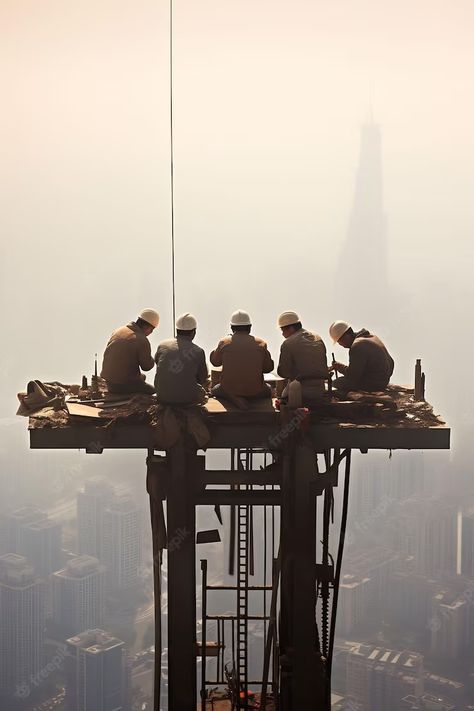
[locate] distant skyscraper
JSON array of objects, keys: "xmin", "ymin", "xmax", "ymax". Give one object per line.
[
  {"xmin": 2, "ymin": 506, "xmax": 46, "ymax": 554},
  {"xmin": 461, "ymin": 513, "xmax": 474, "ymax": 578},
  {"xmin": 337, "ymin": 547, "xmax": 398, "ymax": 635},
  {"xmin": 65, "ymin": 629, "xmax": 130, "ymax": 711},
  {"xmin": 18, "ymin": 517, "xmax": 63, "ymax": 577},
  {"xmin": 0, "ymin": 554, "xmax": 45, "ymax": 699},
  {"xmin": 386, "ymin": 497, "xmax": 457, "ymax": 576},
  {"xmin": 430, "ymin": 589, "xmax": 469, "ymax": 660},
  {"xmin": 335, "ymin": 120, "xmax": 389, "ymax": 325},
  {"xmin": 346, "ymin": 643, "xmax": 424, "ymax": 711},
  {"xmin": 77, "ymin": 478, "xmax": 114, "ymax": 560},
  {"xmin": 337, "ymin": 574, "xmax": 371, "ymax": 636},
  {"xmin": 387, "ymin": 570, "xmax": 437, "ymax": 633},
  {"xmin": 350, "ymin": 452, "xmax": 425, "ymax": 523},
  {"xmin": 103, "ymin": 496, "xmax": 142, "ymax": 590},
  {"xmin": 53, "ymin": 556, "xmax": 105, "ymax": 637}
]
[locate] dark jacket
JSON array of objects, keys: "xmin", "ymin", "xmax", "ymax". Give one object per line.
[
  {"xmin": 338, "ymin": 329, "xmax": 394, "ymax": 391},
  {"xmin": 154, "ymin": 337, "xmax": 209, "ymax": 405}
]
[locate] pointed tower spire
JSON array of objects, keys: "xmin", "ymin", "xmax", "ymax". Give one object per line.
[{"xmin": 335, "ymin": 119, "xmax": 388, "ymax": 324}]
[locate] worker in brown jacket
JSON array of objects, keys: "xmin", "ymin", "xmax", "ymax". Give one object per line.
[
  {"xmin": 210, "ymin": 310, "xmax": 274, "ymax": 408},
  {"xmin": 329, "ymin": 321, "xmax": 394, "ymax": 393},
  {"xmin": 277, "ymin": 311, "xmax": 329, "ymax": 404},
  {"xmin": 101, "ymin": 308, "xmax": 159, "ymax": 394}
]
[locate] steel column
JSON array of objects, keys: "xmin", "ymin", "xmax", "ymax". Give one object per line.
[
  {"xmin": 280, "ymin": 442, "xmax": 327, "ymax": 710},
  {"xmin": 167, "ymin": 440, "xmax": 197, "ymax": 711}
]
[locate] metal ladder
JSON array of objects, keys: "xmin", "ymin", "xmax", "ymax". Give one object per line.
[
  {"xmin": 237, "ymin": 502, "xmax": 249, "ymax": 700},
  {"xmin": 236, "ymin": 448, "xmax": 254, "ymax": 707}
]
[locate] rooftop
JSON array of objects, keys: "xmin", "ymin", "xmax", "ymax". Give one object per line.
[
  {"xmin": 55, "ymin": 555, "xmax": 104, "ymax": 579},
  {"xmin": 66, "ymin": 628, "xmax": 123, "ymax": 654},
  {"xmin": 0, "ymin": 553, "xmax": 37, "ymax": 586},
  {"xmin": 347, "ymin": 642, "xmax": 423, "ymax": 669}
]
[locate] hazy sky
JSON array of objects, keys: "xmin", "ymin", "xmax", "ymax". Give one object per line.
[{"xmin": 1, "ymin": 0, "xmax": 473, "ymax": 443}]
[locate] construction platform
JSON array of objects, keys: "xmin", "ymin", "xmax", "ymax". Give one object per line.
[
  {"xmin": 27, "ymin": 386, "xmax": 449, "ymax": 711},
  {"xmin": 28, "ymin": 385, "xmax": 449, "ymax": 451}
]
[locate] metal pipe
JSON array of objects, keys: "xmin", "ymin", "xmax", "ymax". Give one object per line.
[{"xmin": 201, "ymin": 559, "xmax": 208, "ymax": 711}]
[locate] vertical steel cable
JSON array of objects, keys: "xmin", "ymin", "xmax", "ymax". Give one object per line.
[{"xmin": 169, "ymin": 0, "xmax": 177, "ymax": 332}]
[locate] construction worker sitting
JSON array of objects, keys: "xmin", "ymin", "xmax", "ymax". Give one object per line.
[
  {"xmin": 101, "ymin": 308, "xmax": 159, "ymax": 395},
  {"xmin": 329, "ymin": 321, "xmax": 394, "ymax": 393},
  {"xmin": 210, "ymin": 310, "xmax": 274, "ymax": 409},
  {"xmin": 277, "ymin": 311, "xmax": 329, "ymax": 405},
  {"xmin": 154, "ymin": 313, "xmax": 209, "ymax": 406}
]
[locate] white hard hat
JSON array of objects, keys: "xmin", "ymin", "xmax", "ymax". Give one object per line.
[
  {"xmin": 139, "ymin": 308, "xmax": 160, "ymax": 328},
  {"xmin": 176, "ymin": 312, "xmax": 197, "ymax": 330},
  {"xmin": 329, "ymin": 320, "xmax": 350, "ymax": 343},
  {"xmin": 230, "ymin": 310, "xmax": 251, "ymax": 326},
  {"xmin": 278, "ymin": 311, "xmax": 300, "ymax": 328}
]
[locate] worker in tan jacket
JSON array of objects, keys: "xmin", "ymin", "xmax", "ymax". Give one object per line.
[
  {"xmin": 154, "ymin": 313, "xmax": 209, "ymax": 405},
  {"xmin": 329, "ymin": 321, "xmax": 394, "ymax": 393},
  {"xmin": 277, "ymin": 311, "xmax": 328, "ymax": 404},
  {"xmin": 101, "ymin": 308, "xmax": 159, "ymax": 394},
  {"xmin": 210, "ymin": 310, "xmax": 274, "ymax": 407}
]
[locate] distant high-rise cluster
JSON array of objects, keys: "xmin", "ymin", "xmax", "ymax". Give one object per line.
[{"xmin": 0, "ymin": 474, "xmax": 146, "ymax": 707}]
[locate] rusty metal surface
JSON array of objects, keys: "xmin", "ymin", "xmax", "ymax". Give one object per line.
[{"xmin": 29, "ymin": 419, "xmax": 450, "ymax": 451}]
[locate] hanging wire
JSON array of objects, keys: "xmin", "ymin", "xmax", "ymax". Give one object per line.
[{"xmin": 169, "ymin": 0, "xmax": 177, "ymax": 332}]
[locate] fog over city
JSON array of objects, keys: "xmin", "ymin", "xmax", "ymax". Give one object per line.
[{"xmin": 1, "ymin": 1, "xmax": 473, "ymax": 710}]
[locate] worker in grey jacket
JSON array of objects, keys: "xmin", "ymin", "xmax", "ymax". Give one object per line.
[
  {"xmin": 329, "ymin": 321, "xmax": 394, "ymax": 393},
  {"xmin": 101, "ymin": 308, "xmax": 159, "ymax": 394},
  {"xmin": 154, "ymin": 313, "xmax": 209, "ymax": 405},
  {"xmin": 277, "ymin": 311, "xmax": 328, "ymax": 404}
]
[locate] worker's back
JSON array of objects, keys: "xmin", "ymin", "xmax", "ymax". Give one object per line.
[
  {"xmin": 101, "ymin": 322, "xmax": 154, "ymax": 384},
  {"xmin": 350, "ymin": 330, "xmax": 394, "ymax": 390},
  {"xmin": 210, "ymin": 333, "xmax": 274, "ymax": 397},
  {"xmin": 154, "ymin": 337, "xmax": 208, "ymax": 405},
  {"xmin": 277, "ymin": 328, "xmax": 328, "ymax": 382}
]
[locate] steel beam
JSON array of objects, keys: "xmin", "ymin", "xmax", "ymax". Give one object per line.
[
  {"xmin": 196, "ymin": 491, "xmax": 281, "ymax": 506},
  {"xmin": 196, "ymin": 469, "xmax": 282, "ymax": 486},
  {"xmin": 29, "ymin": 422, "xmax": 450, "ymax": 451}
]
